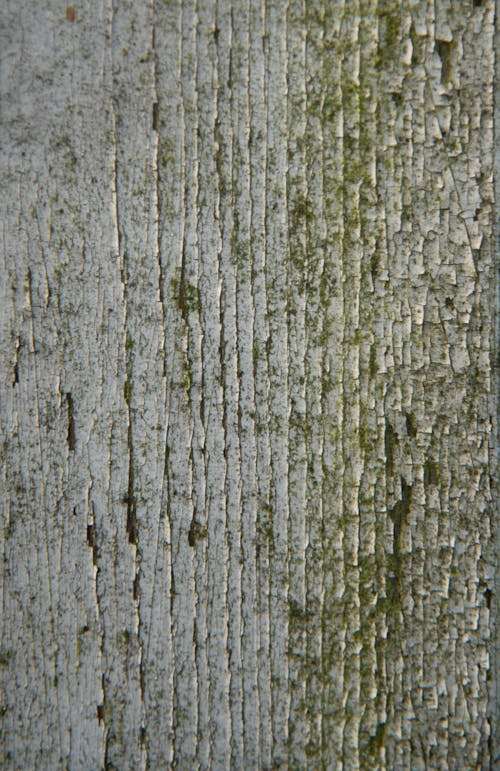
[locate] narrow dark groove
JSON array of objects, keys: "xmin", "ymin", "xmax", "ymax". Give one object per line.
[
  {"xmin": 125, "ymin": 424, "xmax": 137, "ymax": 545},
  {"xmin": 13, "ymin": 340, "xmax": 20, "ymax": 385},
  {"xmin": 66, "ymin": 392, "xmax": 76, "ymax": 451},
  {"xmin": 86, "ymin": 523, "xmax": 96, "ymax": 549},
  {"xmin": 388, "ymin": 479, "xmax": 412, "ymax": 608}
]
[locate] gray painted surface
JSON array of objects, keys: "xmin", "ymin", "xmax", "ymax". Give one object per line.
[{"xmin": 0, "ymin": 1, "xmax": 496, "ymax": 768}]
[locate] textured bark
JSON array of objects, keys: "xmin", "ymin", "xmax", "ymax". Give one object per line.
[{"xmin": 0, "ymin": 1, "xmax": 496, "ymax": 769}]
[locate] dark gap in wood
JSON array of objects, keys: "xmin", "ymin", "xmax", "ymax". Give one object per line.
[{"xmin": 66, "ymin": 392, "xmax": 76, "ymax": 450}]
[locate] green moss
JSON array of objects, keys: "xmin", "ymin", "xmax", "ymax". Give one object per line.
[
  {"xmin": 232, "ymin": 239, "xmax": 251, "ymax": 271},
  {"xmin": 435, "ymin": 40, "xmax": 453, "ymax": 86},
  {"xmin": 188, "ymin": 519, "xmax": 207, "ymax": 547},
  {"xmin": 353, "ymin": 328, "xmax": 363, "ymax": 345},
  {"xmin": 0, "ymin": 651, "xmax": 12, "ymax": 667},
  {"xmin": 183, "ymin": 365, "xmax": 191, "ymax": 394},
  {"xmin": 387, "ymin": 479, "xmax": 412, "ymax": 616},
  {"xmin": 305, "ymin": 740, "xmax": 320, "ymax": 759},
  {"xmin": 289, "ymin": 196, "xmax": 314, "ymax": 235},
  {"xmin": 424, "ymin": 459, "xmax": 440, "ymax": 487},
  {"xmin": 159, "ymin": 139, "xmax": 175, "ymax": 169},
  {"xmin": 384, "ymin": 421, "xmax": 397, "ymax": 477},
  {"xmin": 178, "ymin": 279, "xmax": 200, "ymax": 319},
  {"xmin": 376, "ymin": 2, "xmax": 401, "ymax": 68},
  {"xmin": 288, "ymin": 597, "xmax": 314, "ymax": 625},
  {"xmin": 406, "ymin": 412, "xmax": 417, "ymax": 438},
  {"xmin": 123, "ymin": 379, "xmax": 131, "ymax": 404},
  {"xmin": 256, "ymin": 505, "xmax": 274, "ymax": 551},
  {"xmin": 4, "ymin": 522, "xmax": 14, "ymax": 539},
  {"xmin": 359, "ymin": 423, "xmax": 368, "ymax": 452},
  {"xmin": 65, "ymin": 149, "xmax": 77, "ymax": 174},
  {"xmin": 368, "ymin": 721, "xmax": 387, "ymax": 752}
]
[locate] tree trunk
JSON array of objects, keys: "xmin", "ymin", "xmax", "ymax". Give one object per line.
[{"xmin": 0, "ymin": 1, "xmax": 496, "ymax": 768}]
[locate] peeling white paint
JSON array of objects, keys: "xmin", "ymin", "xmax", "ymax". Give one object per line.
[{"xmin": 0, "ymin": 0, "xmax": 496, "ymax": 768}]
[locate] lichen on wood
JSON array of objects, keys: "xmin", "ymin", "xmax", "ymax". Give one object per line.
[{"xmin": 0, "ymin": 0, "xmax": 496, "ymax": 768}]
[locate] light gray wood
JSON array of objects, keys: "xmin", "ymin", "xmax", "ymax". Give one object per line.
[{"xmin": 0, "ymin": 1, "xmax": 496, "ymax": 768}]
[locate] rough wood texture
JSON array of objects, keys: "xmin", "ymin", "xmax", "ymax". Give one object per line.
[{"xmin": 0, "ymin": 1, "xmax": 496, "ymax": 768}]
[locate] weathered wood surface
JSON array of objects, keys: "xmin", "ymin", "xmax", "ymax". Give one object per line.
[{"xmin": 0, "ymin": 1, "xmax": 496, "ymax": 768}]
